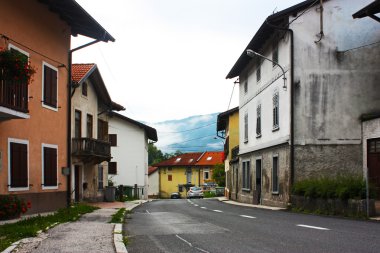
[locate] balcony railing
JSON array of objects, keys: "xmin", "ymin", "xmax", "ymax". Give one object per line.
[
  {"xmin": 0, "ymin": 73, "xmax": 29, "ymax": 113},
  {"xmin": 231, "ymin": 145, "xmax": 239, "ymax": 160},
  {"xmin": 72, "ymin": 138, "xmax": 111, "ymax": 163}
]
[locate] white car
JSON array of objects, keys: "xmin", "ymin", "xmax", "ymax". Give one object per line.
[{"xmin": 187, "ymin": 187, "xmax": 204, "ymax": 199}]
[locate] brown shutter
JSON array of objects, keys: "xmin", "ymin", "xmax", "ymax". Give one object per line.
[
  {"xmin": 10, "ymin": 142, "xmax": 28, "ymax": 187},
  {"xmin": 43, "ymin": 65, "xmax": 57, "ymax": 108},
  {"xmin": 44, "ymin": 147, "xmax": 57, "ymax": 186},
  {"xmin": 109, "ymin": 134, "xmax": 117, "ymax": 146},
  {"xmin": 51, "ymin": 69, "xmax": 57, "ymax": 107},
  {"xmin": 108, "ymin": 162, "xmax": 117, "ymax": 174}
]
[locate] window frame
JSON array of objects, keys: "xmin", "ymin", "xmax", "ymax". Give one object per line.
[
  {"xmin": 42, "ymin": 61, "xmax": 58, "ymax": 111},
  {"xmin": 243, "ymin": 76, "xmax": 248, "ymax": 94},
  {"xmin": 82, "ymin": 81, "xmax": 88, "ymax": 97},
  {"xmin": 42, "ymin": 143, "xmax": 58, "ymax": 190},
  {"xmin": 256, "ymin": 64, "xmax": 261, "ymax": 83},
  {"xmin": 8, "ymin": 138, "xmax": 29, "ymax": 192},
  {"xmin": 109, "ymin": 134, "xmax": 117, "ymax": 146},
  {"xmin": 242, "ymin": 160, "xmax": 251, "ymax": 191},
  {"xmin": 272, "ymin": 155, "xmax": 279, "ymax": 194},
  {"xmin": 98, "ymin": 164, "xmax": 104, "ymax": 190},
  {"xmin": 273, "ymin": 92, "xmax": 279, "ymax": 131},
  {"xmin": 75, "ymin": 110, "xmax": 82, "ymax": 138},
  {"xmin": 108, "ymin": 161, "xmax": 117, "ymax": 175},
  {"xmin": 87, "ymin": 114, "xmax": 93, "ymax": 138},
  {"xmin": 256, "ymin": 104, "xmax": 261, "ymax": 138},
  {"xmin": 203, "ymin": 168, "xmax": 210, "ymax": 180},
  {"xmin": 272, "ymin": 44, "xmax": 279, "ymax": 68},
  {"xmin": 168, "ymin": 175, "xmax": 173, "ymax": 181},
  {"xmin": 244, "ymin": 112, "xmax": 249, "ymax": 143}
]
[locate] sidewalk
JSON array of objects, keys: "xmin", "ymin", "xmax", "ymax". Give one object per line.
[
  {"xmin": 217, "ymin": 197, "xmax": 286, "ymax": 211},
  {"xmin": 3, "ymin": 200, "xmax": 146, "ymax": 253}
]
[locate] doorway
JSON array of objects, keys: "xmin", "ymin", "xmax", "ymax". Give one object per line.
[
  {"xmin": 255, "ymin": 159, "xmax": 262, "ymax": 204},
  {"xmin": 74, "ymin": 165, "xmax": 81, "ymax": 202},
  {"xmin": 368, "ymin": 138, "xmax": 380, "ymax": 199}
]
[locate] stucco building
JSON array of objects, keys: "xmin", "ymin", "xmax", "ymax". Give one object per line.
[{"xmin": 226, "ymin": 0, "xmax": 380, "ymax": 207}]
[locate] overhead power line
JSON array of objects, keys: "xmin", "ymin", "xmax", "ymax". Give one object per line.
[{"xmin": 157, "ymin": 122, "xmax": 216, "ymax": 134}]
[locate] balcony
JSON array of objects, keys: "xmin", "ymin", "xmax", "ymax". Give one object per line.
[
  {"xmin": 72, "ymin": 138, "xmax": 111, "ymax": 164},
  {"xmin": 231, "ymin": 145, "xmax": 239, "ymax": 162},
  {"xmin": 0, "ymin": 78, "xmax": 29, "ymax": 121}
]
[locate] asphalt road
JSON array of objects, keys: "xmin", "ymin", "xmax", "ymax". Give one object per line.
[{"xmin": 124, "ymin": 199, "xmax": 380, "ymax": 253}]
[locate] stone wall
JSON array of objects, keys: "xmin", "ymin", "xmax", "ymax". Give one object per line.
[{"xmin": 294, "ymin": 144, "xmax": 362, "ymax": 181}]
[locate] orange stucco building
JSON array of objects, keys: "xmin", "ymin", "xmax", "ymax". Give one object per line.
[{"xmin": 0, "ymin": 0, "xmax": 114, "ymax": 214}]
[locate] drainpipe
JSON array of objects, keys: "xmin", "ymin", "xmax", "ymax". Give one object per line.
[
  {"xmin": 265, "ymin": 19, "xmax": 295, "ymax": 200},
  {"xmin": 67, "ymin": 39, "xmax": 100, "ymax": 208}
]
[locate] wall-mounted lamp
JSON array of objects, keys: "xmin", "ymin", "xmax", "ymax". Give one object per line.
[{"xmin": 246, "ymin": 49, "xmax": 287, "ymax": 90}]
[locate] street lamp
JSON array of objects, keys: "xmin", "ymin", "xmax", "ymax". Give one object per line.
[{"xmin": 246, "ymin": 49, "xmax": 287, "ymax": 90}]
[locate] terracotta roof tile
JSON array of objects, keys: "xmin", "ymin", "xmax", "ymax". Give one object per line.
[
  {"xmin": 72, "ymin": 63, "xmax": 95, "ymax": 83},
  {"xmin": 196, "ymin": 151, "xmax": 224, "ymax": 166},
  {"xmin": 148, "ymin": 166, "xmax": 158, "ymax": 175},
  {"xmin": 153, "ymin": 152, "xmax": 203, "ymax": 167}
]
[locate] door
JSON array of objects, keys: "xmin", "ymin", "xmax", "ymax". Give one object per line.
[
  {"xmin": 368, "ymin": 139, "xmax": 380, "ymax": 199},
  {"xmin": 255, "ymin": 159, "xmax": 262, "ymax": 204},
  {"xmin": 235, "ymin": 164, "xmax": 239, "ymax": 200},
  {"xmin": 74, "ymin": 165, "xmax": 80, "ymax": 202}
]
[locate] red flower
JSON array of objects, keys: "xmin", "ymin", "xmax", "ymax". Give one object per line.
[
  {"xmin": 21, "ymin": 207, "xmax": 27, "ymax": 213},
  {"xmin": 27, "ymin": 201, "xmax": 32, "ymax": 209}
]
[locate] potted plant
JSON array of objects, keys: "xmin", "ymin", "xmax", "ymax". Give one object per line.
[
  {"xmin": 0, "ymin": 48, "xmax": 36, "ymax": 84},
  {"xmin": 0, "ymin": 195, "xmax": 32, "ymax": 220}
]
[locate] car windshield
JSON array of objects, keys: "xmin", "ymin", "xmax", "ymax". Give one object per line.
[{"xmin": 190, "ymin": 187, "xmax": 202, "ymax": 191}]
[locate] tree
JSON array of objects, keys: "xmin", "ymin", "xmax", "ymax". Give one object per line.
[
  {"xmin": 148, "ymin": 143, "xmax": 164, "ymax": 165},
  {"xmin": 212, "ymin": 163, "xmax": 225, "ymax": 187}
]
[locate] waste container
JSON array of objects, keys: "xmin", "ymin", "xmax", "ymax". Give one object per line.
[{"xmin": 104, "ymin": 186, "xmax": 116, "ymax": 202}]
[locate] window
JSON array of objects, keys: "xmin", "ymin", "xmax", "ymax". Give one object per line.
[
  {"xmin": 273, "ymin": 92, "xmax": 279, "ymax": 130},
  {"xmin": 244, "ymin": 77, "xmax": 248, "ymax": 94},
  {"xmin": 256, "ymin": 104, "xmax": 261, "ymax": 137},
  {"xmin": 272, "ymin": 45, "xmax": 279, "ymax": 67},
  {"xmin": 204, "ymin": 169, "xmax": 210, "ymax": 180},
  {"xmin": 42, "ymin": 62, "xmax": 58, "ymax": 109},
  {"xmin": 244, "ymin": 113, "xmax": 248, "ymax": 143},
  {"xmin": 87, "ymin": 114, "xmax": 93, "ymax": 138},
  {"xmin": 98, "ymin": 165, "xmax": 104, "ymax": 190},
  {"xmin": 256, "ymin": 64, "xmax": 261, "ymax": 82},
  {"xmin": 168, "ymin": 175, "xmax": 172, "ymax": 181},
  {"xmin": 272, "ymin": 156, "xmax": 279, "ymax": 193},
  {"xmin": 98, "ymin": 119, "xmax": 108, "ymax": 141},
  {"xmin": 75, "ymin": 110, "xmax": 81, "ymax": 138},
  {"xmin": 108, "ymin": 161, "xmax": 117, "ymax": 174},
  {"xmin": 42, "ymin": 144, "xmax": 58, "ymax": 189},
  {"xmin": 109, "ymin": 134, "xmax": 117, "ymax": 146},
  {"xmin": 242, "ymin": 160, "xmax": 250, "ymax": 190},
  {"xmin": 8, "ymin": 139, "xmax": 28, "ymax": 190},
  {"xmin": 369, "ymin": 138, "xmax": 380, "ymax": 153},
  {"xmin": 82, "ymin": 82, "xmax": 88, "ymax": 97}
]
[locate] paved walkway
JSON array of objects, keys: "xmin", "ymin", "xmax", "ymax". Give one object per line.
[{"xmin": 6, "ymin": 201, "xmax": 145, "ymax": 253}]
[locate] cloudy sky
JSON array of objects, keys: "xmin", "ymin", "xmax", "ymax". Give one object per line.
[{"xmin": 73, "ymin": 0, "xmax": 302, "ymax": 124}]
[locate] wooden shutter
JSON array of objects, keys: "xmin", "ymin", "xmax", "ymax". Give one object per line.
[
  {"xmin": 44, "ymin": 147, "xmax": 57, "ymax": 187},
  {"xmin": 109, "ymin": 134, "xmax": 117, "ymax": 146},
  {"xmin": 10, "ymin": 142, "xmax": 28, "ymax": 187},
  {"xmin": 44, "ymin": 65, "xmax": 57, "ymax": 108},
  {"xmin": 108, "ymin": 162, "xmax": 117, "ymax": 174}
]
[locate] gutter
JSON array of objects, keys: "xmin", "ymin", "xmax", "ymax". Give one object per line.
[
  {"xmin": 264, "ymin": 19, "xmax": 295, "ymax": 195},
  {"xmin": 67, "ymin": 39, "xmax": 101, "ymax": 208}
]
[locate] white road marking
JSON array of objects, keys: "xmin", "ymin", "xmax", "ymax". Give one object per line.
[
  {"xmin": 297, "ymin": 224, "xmax": 330, "ymax": 230},
  {"xmin": 146, "ymin": 210, "xmax": 150, "ymax": 214},
  {"xmin": 176, "ymin": 235, "xmax": 210, "ymax": 253},
  {"xmin": 200, "ymin": 207, "xmax": 207, "ymax": 209},
  {"xmin": 213, "ymin": 210, "xmax": 223, "ymax": 213},
  {"xmin": 194, "ymin": 204, "xmax": 199, "ymax": 207},
  {"xmin": 240, "ymin": 215, "xmax": 256, "ymax": 219}
]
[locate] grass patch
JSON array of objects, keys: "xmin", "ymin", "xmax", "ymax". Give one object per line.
[
  {"xmin": 110, "ymin": 208, "xmax": 126, "ymax": 223},
  {"xmin": 123, "ymin": 236, "xmax": 129, "ymax": 246},
  {"xmin": 203, "ymin": 191, "xmax": 216, "ymax": 198},
  {"xmin": 0, "ymin": 203, "xmax": 98, "ymax": 252}
]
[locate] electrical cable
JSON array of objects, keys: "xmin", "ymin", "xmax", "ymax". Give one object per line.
[{"xmin": 157, "ymin": 122, "xmax": 216, "ymax": 134}]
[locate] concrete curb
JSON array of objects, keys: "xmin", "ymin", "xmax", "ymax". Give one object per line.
[
  {"xmin": 113, "ymin": 200, "xmax": 148, "ymax": 253},
  {"xmin": 217, "ymin": 197, "xmax": 286, "ymax": 211}
]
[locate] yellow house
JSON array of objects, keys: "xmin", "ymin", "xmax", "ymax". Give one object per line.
[
  {"xmin": 154, "ymin": 151, "xmax": 224, "ymax": 198},
  {"xmin": 216, "ymin": 107, "xmax": 239, "ymax": 199}
]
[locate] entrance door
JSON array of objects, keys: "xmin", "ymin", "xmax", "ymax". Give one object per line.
[
  {"xmin": 256, "ymin": 159, "xmax": 262, "ymax": 204},
  {"xmin": 235, "ymin": 164, "xmax": 238, "ymax": 200},
  {"xmin": 368, "ymin": 139, "xmax": 380, "ymax": 199},
  {"xmin": 74, "ymin": 165, "xmax": 80, "ymax": 202}
]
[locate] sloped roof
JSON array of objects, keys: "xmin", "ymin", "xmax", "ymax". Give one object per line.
[
  {"xmin": 148, "ymin": 166, "xmax": 158, "ymax": 175},
  {"xmin": 39, "ymin": 0, "xmax": 114, "ymax": 42},
  {"xmin": 153, "ymin": 152, "xmax": 203, "ymax": 167},
  {"xmin": 196, "ymin": 151, "xmax": 224, "ymax": 166},
  {"xmin": 109, "ymin": 112, "xmax": 158, "ymax": 142},
  {"xmin": 226, "ymin": 0, "xmax": 322, "ymax": 79},
  {"xmin": 153, "ymin": 151, "xmax": 224, "ymax": 167},
  {"xmin": 71, "ymin": 63, "xmax": 124, "ymax": 111},
  {"xmin": 217, "ymin": 107, "xmax": 239, "ymax": 132}
]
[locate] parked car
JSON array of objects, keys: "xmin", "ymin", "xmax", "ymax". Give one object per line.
[
  {"xmin": 187, "ymin": 187, "xmax": 204, "ymax": 199},
  {"xmin": 170, "ymin": 192, "xmax": 181, "ymax": 199}
]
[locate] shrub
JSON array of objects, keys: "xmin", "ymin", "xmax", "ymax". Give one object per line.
[
  {"xmin": 292, "ymin": 175, "xmax": 375, "ymax": 200},
  {"xmin": 0, "ymin": 195, "xmax": 31, "ymax": 220}
]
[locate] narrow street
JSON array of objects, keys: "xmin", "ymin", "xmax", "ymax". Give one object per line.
[{"xmin": 124, "ymin": 199, "xmax": 380, "ymax": 253}]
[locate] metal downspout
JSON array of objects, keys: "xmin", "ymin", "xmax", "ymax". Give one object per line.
[
  {"xmin": 67, "ymin": 39, "xmax": 101, "ymax": 207},
  {"xmin": 265, "ymin": 19, "xmax": 295, "ymax": 200}
]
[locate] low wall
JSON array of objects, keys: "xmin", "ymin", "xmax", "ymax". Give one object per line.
[{"xmin": 291, "ymin": 195, "xmax": 376, "ymax": 217}]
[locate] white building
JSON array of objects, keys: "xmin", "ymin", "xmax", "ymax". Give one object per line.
[
  {"xmin": 226, "ymin": 0, "xmax": 380, "ymax": 207},
  {"xmin": 108, "ymin": 112, "xmax": 158, "ymax": 200},
  {"xmin": 148, "ymin": 166, "xmax": 159, "ymax": 198}
]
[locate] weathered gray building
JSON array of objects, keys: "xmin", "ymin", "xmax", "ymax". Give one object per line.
[{"xmin": 226, "ymin": 0, "xmax": 380, "ymax": 207}]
